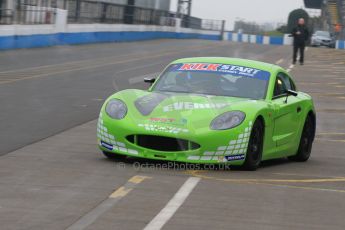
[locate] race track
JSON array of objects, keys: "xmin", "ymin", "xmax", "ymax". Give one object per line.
[{"xmin": 0, "ymin": 39, "xmax": 345, "ymax": 230}]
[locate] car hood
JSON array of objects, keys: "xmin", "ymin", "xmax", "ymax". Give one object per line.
[{"xmin": 110, "ymin": 89, "xmax": 263, "ymax": 129}]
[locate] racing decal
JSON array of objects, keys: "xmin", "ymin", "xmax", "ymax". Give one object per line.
[
  {"xmin": 169, "ymin": 63, "xmax": 270, "ymax": 80},
  {"xmin": 97, "ymin": 114, "xmax": 138, "ymax": 155},
  {"xmin": 188, "ymin": 121, "xmax": 253, "ymax": 162},
  {"xmin": 138, "ymin": 123, "xmax": 189, "ymax": 134},
  {"xmin": 200, "ymin": 156, "xmax": 212, "ymax": 161},
  {"xmin": 187, "ymin": 156, "xmax": 201, "ymax": 160},
  {"xmin": 135, "ymin": 93, "xmax": 170, "ymax": 116},
  {"xmin": 101, "ymin": 141, "xmax": 113, "ymax": 151},
  {"xmin": 163, "ymin": 102, "xmax": 230, "ymax": 112},
  {"xmin": 150, "ymin": 117, "xmax": 176, "ymax": 123},
  {"xmin": 149, "ymin": 117, "xmax": 188, "ymax": 126},
  {"xmin": 179, "ymin": 63, "xmax": 221, "ymax": 71},
  {"xmin": 224, "ymin": 154, "xmax": 245, "ymax": 161}
]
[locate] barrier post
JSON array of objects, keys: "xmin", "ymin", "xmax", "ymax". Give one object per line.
[
  {"xmin": 55, "ymin": 9, "xmax": 67, "ymax": 33},
  {"xmin": 220, "ymin": 20, "xmax": 225, "ymax": 40}
]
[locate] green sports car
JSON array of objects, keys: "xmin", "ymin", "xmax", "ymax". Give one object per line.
[{"xmin": 97, "ymin": 57, "xmax": 316, "ymax": 170}]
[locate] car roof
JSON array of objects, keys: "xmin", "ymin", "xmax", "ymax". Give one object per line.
[{"xmin": 170, "ymin": 57, "xmax": 280, "ymax": 73}]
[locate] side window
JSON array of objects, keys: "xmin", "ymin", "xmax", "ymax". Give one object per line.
[
  {"xmin": 273, "ymin": 73, "xmax": 292, "ymax": 98},
  {"xmin": 289, "ymin": 78, "xmax": 296, "ymax": 91}
]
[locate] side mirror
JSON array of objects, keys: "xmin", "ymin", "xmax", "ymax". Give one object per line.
[
  {"xmin": 144, "ymin": 78, "xmax": 155, "ymax": 85},
  {"xmin": 287, "ymin": 89, "xmax": 298, "ymax": 97},
  {"xmin": 284, "ymin": 89, "xmax": 298, "ymax": 103}
]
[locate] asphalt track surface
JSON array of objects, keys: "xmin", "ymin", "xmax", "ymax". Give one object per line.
[{"xmin": 0, "ymin": 39, "xmax": 345, "ymax": 230}]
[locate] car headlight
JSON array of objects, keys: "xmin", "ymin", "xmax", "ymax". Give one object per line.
[
  {"xmin": 210, "ymin": 111, "xmax": 245, "ymax": 130},
  {"xmin": 105, "ymin": 99, "xmax": 127, "ymax": 119}
]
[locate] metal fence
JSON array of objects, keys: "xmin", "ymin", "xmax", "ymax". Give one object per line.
[
  {"xmin": 0, "ymin": 5, "xmax": 56, "ymax": 25},
  {"xmin": 0, "ymin": 9, "xmax": 13, "ymax": 24},
  {"xmin": 67, "ymin": 1, "xmax": 176, "ymax": 26},
  {"xmin": 66, "ymin": 0, "xmax": 222, "ymax": 30},
  {"xmin": 1, "ymin": 1, "xmax": 222, "ymax": 31}
]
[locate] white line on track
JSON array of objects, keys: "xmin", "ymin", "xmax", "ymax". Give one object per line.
[
  {"xmin": 66, "ymin": 175, "xmax": 150, "ymax": 230},
  {"xmin": 287, "ymin": 64, "xmax": 295, "ymax": 73},
  {"xmin": 143, "ymin": 177, "xmax": 201, "ymax": 230},
  {"xmin": 275, "ymin": 59, "xmax": 284, "ymax": 64}
]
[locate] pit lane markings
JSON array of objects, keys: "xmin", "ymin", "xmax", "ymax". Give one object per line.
[
  {"xmin": 0, "ymin": 43, "xmax": 224, "ymax": 84},
  {"xmin": 0, "ymin": 43, "xmax": 228, "ymax": 85},
  {"xmin": 0, "ymin": 42, "xmax": 205, "ymax": 75},
  {"xmin": 316, "ymin": 109, "xmax": 345, "ymax": 114},
  {"xmin": 188, "ymin": 170, "xmax": 345, "ymax": 183},
  {"xmin": 275, "ymin": 59, "xmax": 284, "ymax": 65},
  {"xmin": 143, "ymin": 177, "xmax": 200, "ymax": 230},
  {"xmin": 315, "ymin": 132, "xmax": 345, "ymax": 143},
  {"xmin": 248, "ymin": 182, "xmax": 345, "ymax": 194},
  {"xmin": 188, "ymin": 171, "xmax": 345, "ymax": 193},
  {"xmin": 306, "ymin": 92, "xmax": 345, "ymax": 99},
  {"xmin": 298, "ymin": 82, "xmax": 345, "ymax": 85},
  {"xmin": 66, "ymin": 175, "xmax": 151, "ymax": 230},
  {"xmin": 318, "ymin": 132, "xmax": 345, "ymax": 135},
  {"xmin": 286, "ymin": 64, "xmax": 294, "ymax": 73},
  {"xmin": 315, "ymin": 138, "xmax": 345, "ymax": 143}
]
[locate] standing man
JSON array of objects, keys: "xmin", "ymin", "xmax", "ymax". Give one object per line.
[{"xmin": 291, "ymin": 18, "xmax": 309, "ymax": 65}]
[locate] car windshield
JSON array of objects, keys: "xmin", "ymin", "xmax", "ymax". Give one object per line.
[
  {"xmin": 315, "ymin": 31, "xmax": 330, "ymax": 37},
  {"xmin": 152, "ymin": 63, "xmax": 270, "ymax": 99}
]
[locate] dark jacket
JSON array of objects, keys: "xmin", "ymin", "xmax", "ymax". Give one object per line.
[{"xmin": 292, "ymin": 25, "xmax": 309, "ymax": 46}]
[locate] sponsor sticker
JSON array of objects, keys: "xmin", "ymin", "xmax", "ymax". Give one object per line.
[
  {"xmin": 224, "ymin": 154, "xmax": 245, "ymax": 161},
  {"xmin": 101, "ymin": 141, "xmax": 113, "ymax": 151},
  {"xmin": 150, "ymin": 117, "xmax": 176, "ymax": 123},
  {"xmin": 138, "ymin": 124, "xmax": 189, "ymax": 134},
  {"xmin": 169, "ymin": 63, "xmax": 270, "ymax": 80},
  {"xmin": 163, "ymin": 102, "xmax": 230, "ymax": 112},
  {"xmin": 149, "ymin": 117, "xmax": 188, "ymax": 126}
]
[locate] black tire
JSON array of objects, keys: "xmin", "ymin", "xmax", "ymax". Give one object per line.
[
  {"xmin": 242, "ymin": 119, "xmax": 264, "ymax": 171},
  {"xmin": 102, "ymin": 151, "xmax": 127, "ymax": 161},
  {"xmin": 288, "ymin": 115, "xmax": 314, "ymax": 162}
]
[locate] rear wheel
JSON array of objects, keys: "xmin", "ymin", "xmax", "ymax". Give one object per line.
[
  {"xmin": 288, "ymin": 115, "xmax": 314, "ymax": 162},
  {"xmin": 242, "ymin": 119, "xmax": 264, "ymax": 171}
]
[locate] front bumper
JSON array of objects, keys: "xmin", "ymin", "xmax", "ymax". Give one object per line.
[
  {"xmin": 97, "ymin": 113, "xmax": 253, "ymax": 165},
  {"xmin": 312, "ymin": 40, "xmax": 334, "ymax": 47}
]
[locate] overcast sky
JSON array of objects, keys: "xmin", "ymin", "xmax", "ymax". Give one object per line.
[{"xmin": 170, "ymin": 0, "xmax": 311, "ymax": 30}]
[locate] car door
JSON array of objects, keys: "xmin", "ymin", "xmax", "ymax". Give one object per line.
[{"xmin": 271, "ymin": 73, "xmax": 302, "ymax": 146}]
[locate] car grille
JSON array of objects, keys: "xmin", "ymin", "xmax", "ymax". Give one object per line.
[{"xmin": 126, "ymin": 135, "xmax": 200, "ymax": 152}]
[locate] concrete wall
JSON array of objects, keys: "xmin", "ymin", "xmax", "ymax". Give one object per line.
[
  {"xmin": 336, "ymin": 40, "xmax": 345, "ymax": 49},
  {"xmin": 223, "ymin": 32, "xmax": 293, "ymax": 46},
  {"xmin": 13, "ymin": 9, "xmax": 345, "ymax": 50},
  {"xmin": 224, "ymin": 31, "xmax": 345, "ymax": 51},
  {"xmin": 0, "ymin": 10, "xmax": 221, "ymax": 50}
]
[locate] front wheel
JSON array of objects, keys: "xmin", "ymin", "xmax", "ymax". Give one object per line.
[
  {"xmin": 288, "ymin": 115, "xmax": 314, "ymax": 162},
  {"xmin": 242, "ymin": 119, "xmax": 264, "ymax": 171}
]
